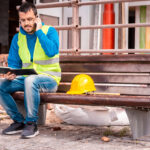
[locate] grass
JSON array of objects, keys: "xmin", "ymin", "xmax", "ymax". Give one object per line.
[{"xmin": 103, "ymin": 127, "xmax": 130, "ymax": 137}]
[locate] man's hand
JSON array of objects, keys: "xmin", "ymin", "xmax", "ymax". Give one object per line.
[
  {"xmin": 0, "ymin": 72, "xmax": 16, "ymax": 80},
  {"xmin": 35, "ymin": 17, "xmax": 42, "ymax": 31}
]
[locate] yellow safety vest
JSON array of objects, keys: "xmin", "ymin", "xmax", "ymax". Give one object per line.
[{"xmin": 17, "ymin": 25, "xmax": 61, "ymax": 84}]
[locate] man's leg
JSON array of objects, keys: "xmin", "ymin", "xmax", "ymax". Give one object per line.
[
  {"xmin": 0, "ymin": 77, "xmax": 25, "ymax": 134},
  {"xmin": 22, "ymin": 75, "xmax": 58, "ymax": 138}
]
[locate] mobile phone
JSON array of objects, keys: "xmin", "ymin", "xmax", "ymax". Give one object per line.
[{"xmin": 34, "ymin": 22, "xmax": 37, "ymax": 30}]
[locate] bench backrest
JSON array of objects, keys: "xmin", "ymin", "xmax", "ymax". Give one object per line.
[
  {"xmin": 59, "ymin": 54, "xmax": 150, "ymax": 96},
  {"xmin": 1, "ymin": 54, "xmax": 150, "ymax": 96}
]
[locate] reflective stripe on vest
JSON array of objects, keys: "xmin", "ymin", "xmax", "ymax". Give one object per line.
[
  {"xmin": 34, "ymin": 57, "xmax": 59, "ymax": 65},
  {"xmin": 22, "ymin": 63, "xmax": 61, "ymax": 77},
  {"xmin": 44, "ymin": 71, "xmax": 61, "ymax": 77},
  {"xmin": 22, "ymin": 57, "xmax": 59, "ymax": 68},
  {"xmin": 22, "ymin": 63, "xmax": 31, "ymax": 68}
]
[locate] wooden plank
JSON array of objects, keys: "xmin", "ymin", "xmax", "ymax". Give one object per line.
[
  {"xmin": 12, "ymin": 92, "xmax": 150, "ymax": 108},
  {"xmin": 58, "ymin": 84, "xmax": 150, "ymax": 96},
  {"xmin": 60, "ymin": 54, "xmax": 150, "ymax": 62},
  {"xmin": 41, "ymin": 93, "xmax": 150, "ymax": 107},
  {"xmin": 61, "ymin": 49, "xmax": 150, "ymax": 53},
  {"xmin": 61, "ymin": 72, "xmax": 150, "ymax": 84},
  {"xmin": 61, "ymin": 63, "xmax": 150, "ymax": 73},
  {"xmin": 95, "ymin": 85, "xmax": 149, "ymax": 95},
  {"xmin": 2, "ymin": 53, "xmax": 150, "ymax": 63}
]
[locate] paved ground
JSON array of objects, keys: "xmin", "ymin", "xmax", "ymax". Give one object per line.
[
  {"xmin": 1, "ymin": 109, "xmax": 150, "ymax": 150},
  {"xmin": 1, "ymin": 119, "xmax": 150, "ymax": 150}
]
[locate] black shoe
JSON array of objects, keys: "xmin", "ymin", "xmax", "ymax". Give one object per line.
[
  {"xmin": 21, "ymin": 122, "xmax": 39, "ymax": 139},
  {"xmin": 2, "ymin": 121, "xmax": 25, "ymax": 135}
]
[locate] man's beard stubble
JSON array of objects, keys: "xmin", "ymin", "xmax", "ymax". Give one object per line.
[{"xmin": 24, "ymin": 24, "xmax": 36, "ymax": 34}]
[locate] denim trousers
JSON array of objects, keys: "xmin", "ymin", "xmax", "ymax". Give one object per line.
[{"xmin": 0, "ymin": 75, "xmax": 58, "ymax": 123}]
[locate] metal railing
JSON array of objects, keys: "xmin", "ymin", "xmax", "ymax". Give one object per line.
[{"xmin": 36, "ymin": 0, "xmax": 150, "ymax": 54}]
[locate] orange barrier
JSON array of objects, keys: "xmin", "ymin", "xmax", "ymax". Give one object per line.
[
  {"xmin": 145, "ymin": 27, "xmax": 150, "ymax": 49},
  {"xmin": 102, "ymin": 4, "xmax": 115, "ymax": 55}
]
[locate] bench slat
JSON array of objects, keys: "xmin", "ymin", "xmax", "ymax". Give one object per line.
[
  {"xmin": 58, "ymin": 83, "xmax": 150, "ymax": 95},
  {"xmin": 12, "ymin": 92, "xmax": 150, "ymax": 108},
  {"xmin": 62, "ymin": 73, "xmax": 150, "ymax": 84},
  {"xmin": 61, "ymin": 63, "xmax": 150, "ymax": 73},
  {"xmin": 60, "ymin": 54, "xmax": 150, "ymax": 62}
]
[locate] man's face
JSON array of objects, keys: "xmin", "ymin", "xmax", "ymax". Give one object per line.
[{"xmin": 19, "ymin": 9, "xmax": 36, "ymax": 34}]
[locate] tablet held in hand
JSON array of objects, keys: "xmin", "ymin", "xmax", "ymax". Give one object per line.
[{"xmin": 0, "ymin": 67, "xmax": 37, "ymax": 75}]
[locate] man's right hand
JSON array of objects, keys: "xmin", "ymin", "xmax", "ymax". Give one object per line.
[{"xmin": 0, "ymin": 72, "xmax": 16, "ymax": 80}]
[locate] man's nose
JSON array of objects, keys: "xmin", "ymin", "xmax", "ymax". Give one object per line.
[{"xmin": 24, "ymin": 20, "xmax": 30, "ymax": 25}]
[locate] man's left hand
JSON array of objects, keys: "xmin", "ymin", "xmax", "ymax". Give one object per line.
[
  {"xmin": 1, "ymin": 72, "xmax": 17, "ymax": 80},
  {"xmin": 35, "ymin": 17, "xmax": 42, "ymax": 31}
]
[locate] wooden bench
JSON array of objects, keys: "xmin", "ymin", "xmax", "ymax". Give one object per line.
[{"xmin": 1, "ymin": 53, "xmax": 150, "ymax": 139}]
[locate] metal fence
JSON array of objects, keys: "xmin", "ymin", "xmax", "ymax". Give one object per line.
[{"xmin": 36, "ymin": 0, "xmax": 150, "ymax": 54}]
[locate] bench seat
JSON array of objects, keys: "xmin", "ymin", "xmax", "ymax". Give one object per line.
[
  {"xmin": 12, "ymin": 92, "xmax": 150, "ymax": 108},
  {"xmin": 1, "ymin": 53, "xmax": 150, "ymax": 139}
]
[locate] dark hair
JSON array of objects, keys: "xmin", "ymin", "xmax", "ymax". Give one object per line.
[{"xmin": 18, "ymin": 2, "xmax": 37, "ymax": 16}]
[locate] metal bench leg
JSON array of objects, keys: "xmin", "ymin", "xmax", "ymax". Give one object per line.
[
  {"xmin": 125, "ymin": 108, "xmax": 150, "ymax": 139},
  {"xmin": 16, "ymin": 101, "xmax": 47, "ymax": 125},
  {"xmin": 38, "ymin": 104, "xmax": 47, "ymax": 125}
]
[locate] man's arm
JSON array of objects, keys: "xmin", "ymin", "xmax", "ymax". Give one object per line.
[{"xmin": 35, "ymin": 27, "xmax": 59, "ymax": 57}]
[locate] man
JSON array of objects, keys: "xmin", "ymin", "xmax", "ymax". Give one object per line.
[{"xmin": 0, "ymin": 2, "xmax": 61, "ymax": 139}]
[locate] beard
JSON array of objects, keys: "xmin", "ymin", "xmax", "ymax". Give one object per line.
[{"xmin": 23, "ymin": 24, "xmax": 36, "ymax": 34}]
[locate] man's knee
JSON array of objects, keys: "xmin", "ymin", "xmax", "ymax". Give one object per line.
[{"xmin": 24, "ymin": 75, "xmax": 38, "ymax": 88}]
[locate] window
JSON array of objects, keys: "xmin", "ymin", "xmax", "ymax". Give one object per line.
[{"xmin": 40, "ymin": 14, "xmax": 59, "ymax": 26}]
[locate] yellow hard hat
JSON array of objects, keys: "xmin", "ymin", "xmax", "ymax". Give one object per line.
[{"xmin": 67, "ymin": 74, "xmax": 96, "ymax": 94}]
